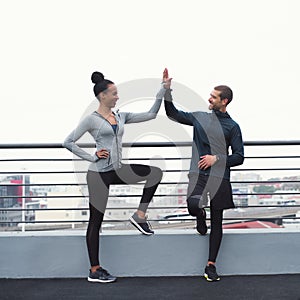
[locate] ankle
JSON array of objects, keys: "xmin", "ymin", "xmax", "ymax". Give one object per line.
[
  {"xmin": 91, "ymin": 265, "xmax": 100, "ymax": 273},
  {"xmin": 207, "ymin": 261, "xmax": 215, "ymax": 266},
  {"xmin": 136, "ymin": 210, "xmax": 145, "ymax": 219}
]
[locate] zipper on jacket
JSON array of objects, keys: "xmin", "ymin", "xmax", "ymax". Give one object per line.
[
  {"xmin": 107, "ymin": 150, "xmax": 111, "ymax": 165},
  {"xmin": 96, "ymin": 112, "xmax": 120, "ymax": 168},
  {"xmin": 114, "ymin": 119, "xmax": 120, "ymax": 167}
]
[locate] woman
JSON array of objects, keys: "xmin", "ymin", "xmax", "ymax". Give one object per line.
[{"xmin": 63, "ymin": 71, "xmax": 166, "ymax": 283}]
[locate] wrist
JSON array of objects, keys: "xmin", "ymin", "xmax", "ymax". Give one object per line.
[{"xmin": 161, "ymin": 82, "xmax": 172, "ymax": 90}]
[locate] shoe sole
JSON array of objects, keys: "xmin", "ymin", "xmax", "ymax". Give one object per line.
[
  {"xmin": 87, "ymin": 277, "xmax": 116, "ymax": 283},
  {"xmin": 197, "ymin": 230, "xmax": 207, "ymax": 236},
  {"xmin": 129, "ymin": 217, "xmax": 154, "ymax": 235},
  {"xmin": 204, "ymin": 273, "xmax": 220, "ymax": 282}
]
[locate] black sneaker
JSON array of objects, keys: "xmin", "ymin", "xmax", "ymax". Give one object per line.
[
  {"xmin": 196, "ymin": 208, "xmax": 207, "ymax": 235},
  {"xmin": 88, "ymin": 267, "xmax": 117, "ymax": 283},
  {"xmin": 204, "ymin": 264, "xmax": 220, "ymax": 282},
  {"xmin": 129, "ymin": 212, "xmax": 154, "ymax": 235}
]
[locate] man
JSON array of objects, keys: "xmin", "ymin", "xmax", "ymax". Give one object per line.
[{"xmin": 163, "ymin": 68, "xmax": 244, "ymax": 281}]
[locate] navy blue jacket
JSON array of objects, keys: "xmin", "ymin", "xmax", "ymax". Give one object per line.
[{"xmin": 164, "ymin": 89, "xmax": 244, "ymax": 180}]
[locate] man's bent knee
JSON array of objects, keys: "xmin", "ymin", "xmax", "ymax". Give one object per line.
[{"xmin": 187, "ymin": 196, "xmax": 202, "ymax": 216}]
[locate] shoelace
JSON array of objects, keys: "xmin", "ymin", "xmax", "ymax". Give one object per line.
[
  {"xmin": 146, "ymin": 220, "xmax": 153, "ymax": 230},
  {"xmin": 144, "ymin": 216, "xmax": 153, "ymax": 230},
  {"xmin": 139, "ymin": 215, "xmax": 153, "ymax": 230},
  {"xmin": 97, "ymin": 268, "xmax": 109, "ymax": 276}
]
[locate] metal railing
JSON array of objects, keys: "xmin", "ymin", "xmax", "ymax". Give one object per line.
[{"xmin": 0, "ymin": 141, "xmax": 300, "ymax": 231}]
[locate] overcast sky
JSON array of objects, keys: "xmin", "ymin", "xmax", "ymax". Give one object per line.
[{"xmin": 1, "ymin": 0, "xmax": 299, "ymax": 144}]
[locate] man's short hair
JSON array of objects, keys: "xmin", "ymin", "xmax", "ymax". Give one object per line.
[{"xmin": 214, "ymin": 85, "xmax": 233, "ymax": 105}]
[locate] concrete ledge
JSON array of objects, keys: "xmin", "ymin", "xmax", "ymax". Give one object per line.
[{"xmin": 0, "ymin": 229, "xmax": 300, "ymax": 278}]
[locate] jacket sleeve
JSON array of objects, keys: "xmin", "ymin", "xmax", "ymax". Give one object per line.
[
  {"xmin": 124, "ymin": 84, "xmax": 165, "ymax": 124},
  {"xmin": 226, "ymin": 124, "xmax": 244, "ymax": 167},
  {"xmin": 164, "ymin": 89, "xmax": 194, "ymax": 126},
  {"xmin": 62, "ymin": 116, "xmax": 99, "ymax": 162}
]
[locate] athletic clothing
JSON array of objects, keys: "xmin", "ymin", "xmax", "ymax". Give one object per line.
[
  {"xmin": 63, "ymin": 86, "xmax": 166, "ymax": 172},
  {"xmin": 164, "ymin": 89, "xmax": 244, "ymax": 180},
  {"xmin": 164, "ymin": 88, "xmax": 244, "ymax": 263},
  {"xmin": 86, "ymin": 164, "xmax": 162, "ymax": 266},
  {"xmin": 187, "ymin": 174, "xmax": 234, "ymax": 210},
  {"xmin": 186, "ymin": 174, "xmax": 232, "ymax": 262},
  {"xmin": 63, "ymin": 85, "xmax": 166, "ymax": 267}
]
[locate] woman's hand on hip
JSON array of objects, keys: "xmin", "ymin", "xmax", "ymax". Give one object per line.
[{"xmin": 96, "ymin": 149, "xmax": 110, "ymax": 159}]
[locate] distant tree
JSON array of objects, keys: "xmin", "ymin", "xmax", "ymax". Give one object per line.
[{"xmin": 253, "ymin": 185, "xmax": 276, "ymax": 194}]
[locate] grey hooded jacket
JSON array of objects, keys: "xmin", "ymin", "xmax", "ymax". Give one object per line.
[{"xmin": 63, "ymin": 85, "xmax": 166, "ymax": 172}]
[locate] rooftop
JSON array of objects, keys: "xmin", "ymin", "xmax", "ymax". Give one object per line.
[{"xmin": 2, "ymin": 274, "xmax": 300, "ymax": 300}]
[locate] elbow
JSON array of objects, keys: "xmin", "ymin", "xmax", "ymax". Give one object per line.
[
  {"xmin": 62, "ymin": 138, "xmax": 71, "ymax": 150},
  {"xmin": 238, "ymin": 154, "xmax": 245, "ymax": 166},
  {"xmin": 241, "ymin": 155, "xmax": 245, "ymax": 164},
  {"xmin": 229, "ymin": 154, "xmax": 244, "ymax": 167},
  {"xmin": 148, "ymin": 112, "xmax": 157, "ymax": 120}
]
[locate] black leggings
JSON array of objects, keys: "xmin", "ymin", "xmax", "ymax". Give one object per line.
[
  {"xmin": 86, "ymin": 164, "xmax": 162, "ymax": 267},
  {"xmin": 208, "ymin": 209, "xmax": 224, "ymax": 263},
  {"xmin": 186, "ymin": 174, "xmax": 229, "ymax": 263}
]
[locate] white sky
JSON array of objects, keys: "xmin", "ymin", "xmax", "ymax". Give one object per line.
[{"xmin": 0, "ymin": 0, "xmax": 299, "ymax": 143}]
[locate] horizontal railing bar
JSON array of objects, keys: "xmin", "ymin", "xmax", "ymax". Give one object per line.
[
  {"xmin": 154, "ymin": 217, "xmax": 300, "ymax": 221},
  {"xmin": 0, "ymin": 158, "xmax": 190, "ymax": 162},
  {"xmin": 0, "ymin": 171, "xmax": 89, "ymax": 174},
  {"xmin": 0, "ymin": 158, "xmax": 191, "ymax": 162},
  {"xmin": 231, "ymin": 168, "xmax": 300, "ymax": 171},
  {"xmin": 0, "ymin": 183, "xmax": 189, "ymax": 187},
  {"xmin": 1, "ymin": 216, "xmax": 299, "ymax": 225},
  {"xmin": 1, "ymin": 168, "xmax": 300, "ymax": 175},
  {"xmin": 244, "ymin": 156, "xmax": 300, "ymax": 159},
  {"xmin": 1, "ymin": 182, "xmax": 188, "ymax": 186},
  {"xmin": 1, "ymin": 191, "xmax": 300, "ymax": 199},
  {"xmin": 1, "ymin": 140, "xmax": 300, "ymax": 149},
  {"xmin": 3, "ymin": 194, "xmax": 181, "ymax": 199},
  {"xmin": 0, "ymin": 170, "xmax": 190, "ymax": 174},
  {"xmin": 1, "ymin": 204, "xmax": 300, "ymax": 211},
  {"xmin": 231, "ymin": 181, "xmax": 300, "ymax": 184},
  {"xmin": 1, "ymin": 180, "xmax": 300, "ymax": 187},
  {"xmin": 0, "ymin": 159, "xmax": 82, "ymax": 162},
  {"xmin": 1, "ymin": 156, "xmax": 300, "ymax": 163},
  {"xmin": 1, "ymin": 206, "xmax": 187, "ymax": 211}
]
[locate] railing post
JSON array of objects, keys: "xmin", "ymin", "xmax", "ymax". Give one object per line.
[{"xmin": 21, "ymin": 173, "xmax": 25, "ymax": 232}]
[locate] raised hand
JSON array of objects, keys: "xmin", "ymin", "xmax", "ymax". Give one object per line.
[
  {"xmin": 162, "ymin": 68, "xmax": 172, "ymax": 89},
  {"xmin": 163, "ymin": 68, "xmax": 169, "ymax": 82}
]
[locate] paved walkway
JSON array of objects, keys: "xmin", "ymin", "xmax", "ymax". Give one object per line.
[{"xmin": 1, "ymin": 274, "xmax": 300, "ymax": 300}]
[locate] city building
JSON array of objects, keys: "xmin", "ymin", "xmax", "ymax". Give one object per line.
[{"xmin": 0, "ymin": 175, "xmax": 30, "ymax": 227}]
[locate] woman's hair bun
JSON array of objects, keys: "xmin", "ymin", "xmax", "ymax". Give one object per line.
[{"xmin": 91, "ymin": 71, "xmax": 105, "ymax": 84}]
